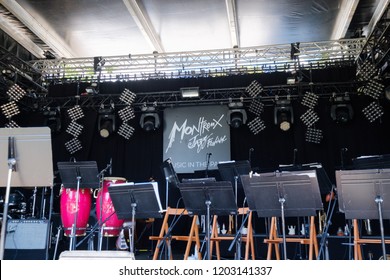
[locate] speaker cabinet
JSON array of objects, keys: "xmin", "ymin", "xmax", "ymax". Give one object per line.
[
  {"xmin": 4, "ymin": 219, "xmax": 50, "ymax": 260},
  {"xmin": 59, "ymin": 250, "xmax": 135, "ymax": 260}
]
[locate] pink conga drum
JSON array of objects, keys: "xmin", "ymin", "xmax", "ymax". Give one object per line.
[
  {"xmin": 60, "ymin": 186, "xmax": 92, "ymax": 236},
  {"xmin": 96, "ymin": 177, "xmax": 126, "ymax": 236}
]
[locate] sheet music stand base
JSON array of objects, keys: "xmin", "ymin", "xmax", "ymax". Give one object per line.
[{"xmin": 264, "ymin": 216, "xmax": 319, "ymax": 260}]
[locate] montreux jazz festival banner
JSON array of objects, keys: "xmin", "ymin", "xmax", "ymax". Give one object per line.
[{"xmin": 163, "ymin": 105, "xmax": 231, "ymax": 173}]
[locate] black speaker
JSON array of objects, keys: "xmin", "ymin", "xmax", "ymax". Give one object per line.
[{"xmin": 4, "ymin": 219, "xmax": 50, "ymax": 260}]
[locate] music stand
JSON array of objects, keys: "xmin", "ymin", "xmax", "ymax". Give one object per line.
[
  {"xmin": 57, "ymin": 161, "xmax": 99, "ymax": 251},
  {"xmin": 241, "ymin": 171, "xmax": 322, "ymax": 260},
  {"xmin": 161, "ymin": 158, "xmax": 180, "ymax": 209},
  {"xmin": 178, "ymin": 180, "xmax": 237, "ymax": 260},
  {"xmin": 336, "ymin": 168, "xmax": 390, "ymax": 259},
  {"xmin": 108, "ymin": 181, "xmax": 163, "ymax": 255},
  {"xmin": 0, "ymin": 127, "xmax": 53, "ymax": 260}
]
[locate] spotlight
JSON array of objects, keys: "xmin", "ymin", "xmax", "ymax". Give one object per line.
[
  {"xmin": 140, "ymin": 106, "xmax": 160, "ymax": 132},
  {"xmin": 1, "ymin": 101, "xmax": 20, "ymax": 118},
  {"xmin": 330, "ymin": 94, "xmax": 354, "ymax": 124},
  {"xmin": 120, "ymin": 89, "xmax": 136, "ymax": 105},
  {"xmin": 248, "ymin": 99, "xmax": 264, "ymax": 116},
  {"xmin": 227, "ymin": 102, "xmax": 247, "ymax": 128},
  {"xmin": 43, "ymin": 107, "xmax": 61, "ymax": 133},
  {"xmin": 305, "ymin": 128, "xmax": 323, "ymax": 144},
  {"xmin": 98, "ymin": 106, "xmax": 116, "ymax": 138},
  {"xmin": 180, "ymin": 87, "xmax": 199, "ymax": 98},
  {"xmin": 300, "ymin": 109, "xmax": 319, "ymax": 127},
  {"xmin": 246, "ymin": 80, "xmax": 263, "ymax": 98},
  {"xmin": 118, "ymin": 123, "xmax": 135, "ymax": 139},
  {"xmin": 301, "ymin": 92, "xmax": 319, "ymax": 109},
  {"xmin": 362, "ymin": 101, "xmax": 384, "ymax": 122},
  {"xmin": 274, "ymin": 99, "xmax": 293, "ymax": 131},
  {"xmin": 65, "ymin": 138, "xmax": 83, "ymax": 154},
  {"xmin": 247, "ymin": 117, "xmax": 266, "ymax": 135}
]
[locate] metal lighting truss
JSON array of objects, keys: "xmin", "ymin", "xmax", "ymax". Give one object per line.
[
  {"xmin": 30, "ymin": 39, "xmax": 365, "ymax": 83},
  {"xmin": 356, "ymin": 4, "xmax": 390, "ymax": 78}
]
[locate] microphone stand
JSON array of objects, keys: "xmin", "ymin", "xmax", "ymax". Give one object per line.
[
  {"xmin": 96, "ymin": 161, "xmax": 111, "ymax": 251},
  {"xmin": 0, "ymin": 137, "xmax": 17, "ymax": 260}
]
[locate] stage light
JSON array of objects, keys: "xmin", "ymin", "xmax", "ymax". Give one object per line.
[
  {"xmin": 67, "ymin": 105, "xmax": 84, "ymax": 121},
  {"xmin": 301, "ymin": 92, "xmax": 319, "ymax": 109},
  {"xmin": 118, "ymin": 106, "xmax": 135, "ymax": 122},
  {"xmin": 66, "ymin": 121, "xmax": 84, "ymax": 137},
  {"xmin": 7, "ymin": 84, "xmax": 26, "ymax": 101},
  {"xmin": 274, "ymin": 99, "xmax": 293, "ymax": 131},
  {"xmin": 360, "ymin": 79, "xmax": 384, "ymax": 100},
  {"xmin": 180, "ymin": 87, "xmax": 199, "ymax": 98},
  {"xmin": 357, "ymin": 60, "xmax": 377, "ymax": 81},
  {"xmin": 5, "ymin": 120, "xmax": 19, "ymax": 128},
  {"xmin": 65, "ymin": 138, "xmax": 83, "ymax": 154},
  {"xmin": 247, "ymin": 117, "xmax": 266, "ymax": 135},
  {"xmin": 300, "ymin": 109, "xmax": 319, "ymax": 127},
  {"xmin": 330, "ymin": 94, "xmax": 354, "ymax": 124},
  {"xmin": 118, "ymin": 123, "xmax": 135, "ymax": 139},
  {"xmin": 93, "ymin": 56, "xmax": 105, "ymax": 72},
  {"xmin": 248, "ymin": 99, "xmax": 264, "ymax": 116},
  {"xmin": 43, "ymin": 107, "xmax": 61, "ymax": 133},
  {"xmin": 227, "ymin": 102, "xmax": 247, "ymax": 128},
  {"xmin": 98, "ymin": 106, "xmax": 116, "ymax": 138},
  {"xmin": 1, "ymin": 101, "xmax": 20, "ymax": 118},
  {"xmin": 119, "ymin": 89, "xmax": 136, "ymax": 105},
  {"xmin": 246, "ymin": 80, "xmax": 263, "ymax": 98},
  {"xmin": 362, "ymin": 101, "xmax": 384, "ymax": 122},
  {"xmin": 140, "ymin": 106, "xmax": 160, "ymax": 132},
  {"xmin": 305, "ymin": 128, "xmax": 323, "ymax": 144},
  {"xmin": 85, "ymin": 82, "xmax": 98, "ymax": 95}
]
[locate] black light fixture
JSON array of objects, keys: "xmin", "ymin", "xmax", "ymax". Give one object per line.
[
  {"xmin": 98, "ymin": 105, "xmax": 116, "ymax": 138},
  {"xmin": 140, "ymin": 106, "xmax": 160, "ymax": 132},
  {"xmin": 330, "ymin": 94, "xmax": 354, "ymax": 124},
  {"xmin": 44, "ymin": 107, "xmax": 61, "ymax": 133},
  {"xmin": 85, "ymin": 82, "xmax": 99, "ymax": 95},
  {"xmin": 227, "ymin": 102, "xmax": 247, "ymax": 128},
  {"xmin": 274, "ymin": 98, "xmax": 294, "ymax": 131}
]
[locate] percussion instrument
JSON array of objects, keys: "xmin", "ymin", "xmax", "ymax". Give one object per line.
[
  {"xmin": 95, "ymin": 177, "xmax": 126, "ymax": 236},
  {"xmin": 60, "ymin": 186, "xmax": 92, "ymax": 236}
]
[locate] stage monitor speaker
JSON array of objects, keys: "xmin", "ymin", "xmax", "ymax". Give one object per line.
[
  {"xmin": 5, "ymin": 219, "xmax": 49, "ymax": 250},
  {"xmin": 59, "ymin": 250, "xmax": 135, "ymax": 260},
  {"xmin": 4, "ymin": 219, "xmax": 50, "ymax": 260}
]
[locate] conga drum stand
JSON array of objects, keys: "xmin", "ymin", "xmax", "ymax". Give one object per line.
[{"xmin": 57, "ymin": 161, "xmax": 99, "ymax": 251}]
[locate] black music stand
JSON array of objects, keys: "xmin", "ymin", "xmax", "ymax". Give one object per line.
[
  {"xmin": 57, "ymin": 161, "xmax": 99, "ymax": 251},
  {"xmin": 161, "ymin": 158, "xmax": 180, "ymax": 209},
  {"xmin": 178, "ymin": 180, "xmax": 237, "ymax": 260},
  {"xmin": 108, "ymin": 181, "xmax": 163, "ymax": 255},
  {"xmin": 336, "ymin": 168, "xmax": 390, "ymax": 259},
  {"xmin": 241, "ymin": 171, "xmax": 322, "ymax": 260}
]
